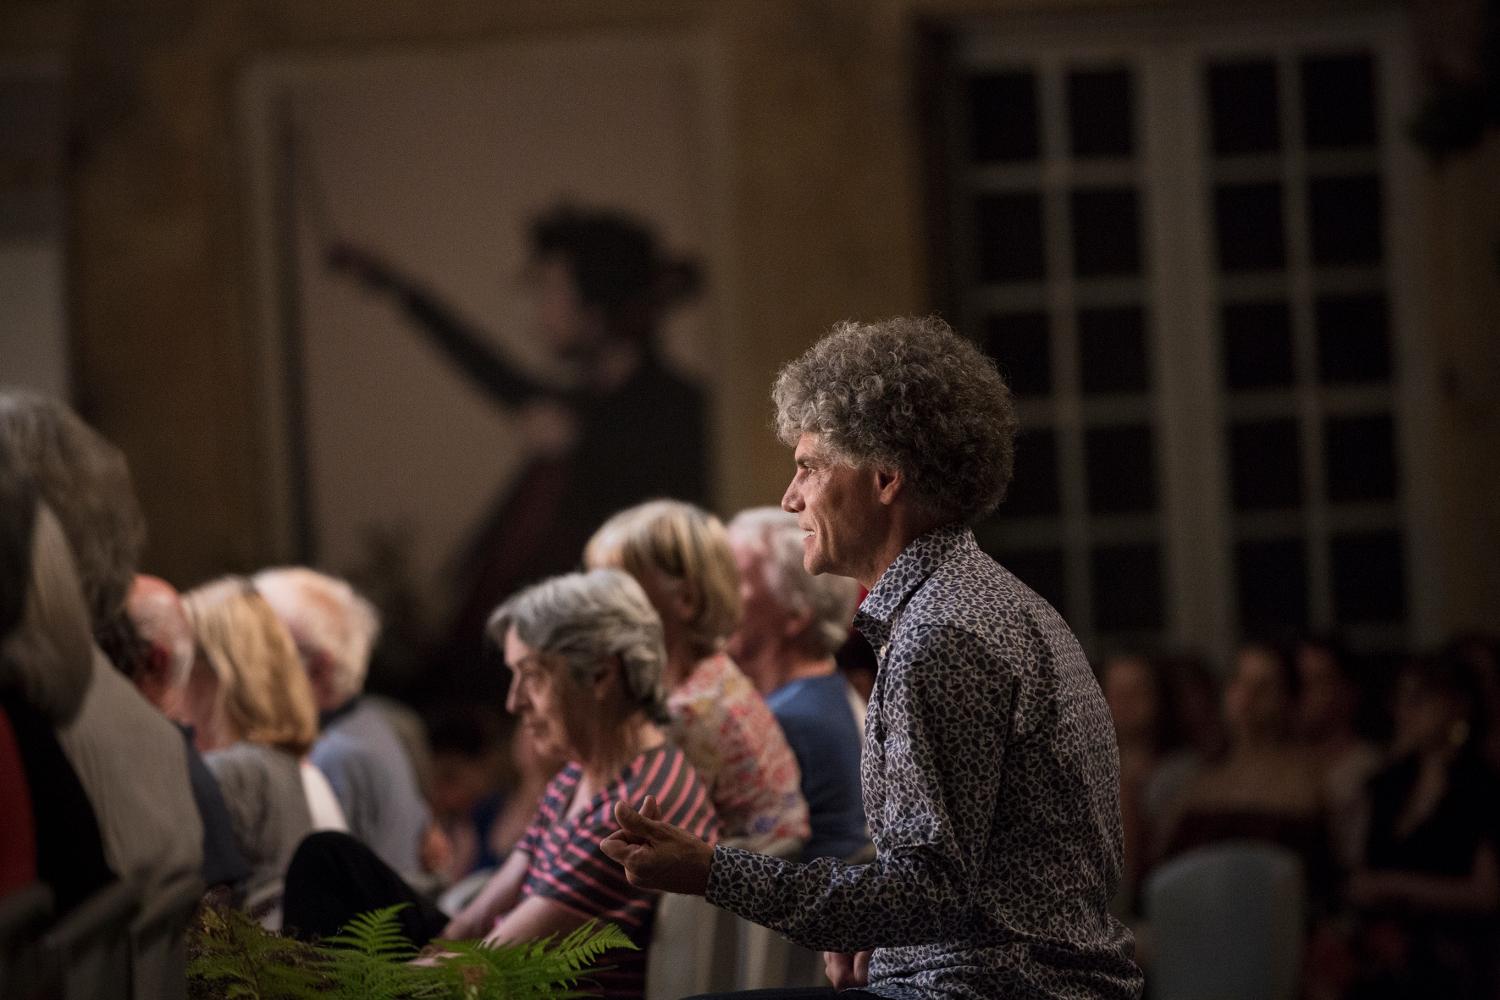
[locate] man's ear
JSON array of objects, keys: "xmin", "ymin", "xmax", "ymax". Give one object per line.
[{"xmin": 875, "ymin": 467, "xmax": 904, "ymax": 506}]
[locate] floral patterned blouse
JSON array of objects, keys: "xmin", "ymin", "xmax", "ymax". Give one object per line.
[{"xmin": 667, "ymin": 653, "xmax": 809, "ymax": 852}]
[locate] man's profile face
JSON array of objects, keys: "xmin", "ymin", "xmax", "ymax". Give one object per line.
[{"xmin": 781, "ymin": 432, "xmax": 882, "ymax": 583}]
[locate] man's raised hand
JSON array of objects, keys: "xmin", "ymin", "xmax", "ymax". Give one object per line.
[{"xmin": 599, "ymin": 795, "xmax": 714, "ymax": 896}]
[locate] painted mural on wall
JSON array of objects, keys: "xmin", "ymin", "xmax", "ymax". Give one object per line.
[{"xmin": 245, "ymin": 36, "xmax": 722, "ymax": 695}]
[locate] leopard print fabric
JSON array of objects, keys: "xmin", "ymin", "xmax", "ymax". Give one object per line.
[{"xmin": 705, "ymin": 525, "xmax": 1143, "ymax": 999}]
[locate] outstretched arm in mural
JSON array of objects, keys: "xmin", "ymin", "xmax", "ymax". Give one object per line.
[{"xmin": 326, "ymin": 241, "xmax": 546, "ymax": 409}]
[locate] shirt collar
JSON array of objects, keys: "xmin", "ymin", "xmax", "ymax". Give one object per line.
[
  {"xmin": 853, "ymin": 522, "xmax": 976, "ymax": 647},
  {"xmin": 319, "ymin": 693, "xmax": 361, "ymax": 729}
]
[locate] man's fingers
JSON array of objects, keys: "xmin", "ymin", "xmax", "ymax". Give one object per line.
[
  {"xmin": 614, "ymin": 797, "xmax": 669, "ymax": 838},
  {"xmin": 640, "ymin": 794, "xmax": 662, "ymax": 821}
]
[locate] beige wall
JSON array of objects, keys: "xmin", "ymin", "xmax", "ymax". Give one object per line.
[{"xmin": 2, "ymin": 0, "xmax": 1496, "ymax": 632}]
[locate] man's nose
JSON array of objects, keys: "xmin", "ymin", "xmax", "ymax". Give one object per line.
[{"xmin": 781, "ymin": 478, "xmax": 801, "ymax": 513}]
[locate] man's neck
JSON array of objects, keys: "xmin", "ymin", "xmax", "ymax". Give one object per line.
[{"xmin": 856, "ymin": 513, "xmax": 950, "ymax": 591}]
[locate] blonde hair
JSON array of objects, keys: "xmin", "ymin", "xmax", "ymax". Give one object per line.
[
  {"xmin": 584, "ymin": 500, "xmax": 741, "ymax": 657},
  {"xmin": 182, "ymin": 577, "xmax": 318, "ymax": 755}
]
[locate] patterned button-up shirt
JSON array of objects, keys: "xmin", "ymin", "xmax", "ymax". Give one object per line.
[{"xmin": 705, "ymin": 525, "xmax": 1142, "ymax": 999}]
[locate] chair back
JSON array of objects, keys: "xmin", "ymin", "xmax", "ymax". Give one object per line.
[
  {"xmin": 130, "ymin": 877, "xmax": 203, "ymax": 1000},
  {"xmin": 0, "ymin": 882, "xmax": 53, "ymax": 998},
  {"xmin": 644, "ymin": 891, "xmax": 738, "ymax": 1000},
  {"xmin": 1144, "ymin": 840, "xmax": 1305, "ymax": 1000},
  {"xmin": 40, "ymin": 879, "xmax": 140, "ymax": 1000}
]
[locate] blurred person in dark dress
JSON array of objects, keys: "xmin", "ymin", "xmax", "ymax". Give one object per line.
[{"xmin": 1347, "ymin": 651, "xmax": 1500, "ymax": 1000}]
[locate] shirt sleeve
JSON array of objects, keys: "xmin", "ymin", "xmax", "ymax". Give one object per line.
[
  {"xmin": 705, "ymin": 623, "xmax": 1013, "ymax": 952},
  {"xmin": 523, "ymin": 803, "xmax": 657, "ymax": 937}
]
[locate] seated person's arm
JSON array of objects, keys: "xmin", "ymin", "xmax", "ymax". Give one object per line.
[
  {"xmin": 1352, "ymin": 842, "xmax": 1500, "ymax": 913},
  {"xmin": 441, "ymin": 848, "xmax": 531, "ymax": 939},
  {"xmin": 483, "ymin": 894, "xmax": 591, "ymax": 945}
]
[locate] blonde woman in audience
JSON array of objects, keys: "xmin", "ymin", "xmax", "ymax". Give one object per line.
[
  {"xmin": 585, "ymin": 499, "xmax": 809, "ymax": 853},
  {"xmin": 181, "ymin": 578, "xmax": 343, "ymax": 905}
]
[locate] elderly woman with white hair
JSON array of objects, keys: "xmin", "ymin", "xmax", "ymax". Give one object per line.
[
  {"xmin": 281, "ymin": 568, "xmax": 717, "ymax": 999},
  {"xmin": 726, "ymin": 507, "xmax": 869, "ymax": 862},
  {"xmin": 252, "ymin": 567, "xmax": 431, "ymax": 878},
  {"xmin": 585, "ymin": 499, "xmax": 810, "ymax": 854}
]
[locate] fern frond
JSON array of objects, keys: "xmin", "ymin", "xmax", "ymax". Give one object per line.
[
  {"xmin": 314, "ymin": 904, "xmax": 444, "ymax": 1000},
  {"xmin": 188, "ymin": 904, "xmax": 325, "ymax": 1000},
  {"xmin": 433, "ymin": 920, "xmax": 636, "ymax": 1000}
]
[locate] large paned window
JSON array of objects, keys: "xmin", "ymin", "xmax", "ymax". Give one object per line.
[{"xmin": 932, "ymin": 9, "xmax": 1437, "ymax": 664}]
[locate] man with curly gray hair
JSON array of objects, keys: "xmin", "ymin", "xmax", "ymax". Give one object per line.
[{"xmin": 603, "ymin": 317, "xmax": 1142, "ymax": 1000}]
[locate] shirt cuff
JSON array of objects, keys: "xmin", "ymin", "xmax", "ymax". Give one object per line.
[{"xmin": 704, "ymin": 843, "xmax": 750, "ymax": 909}]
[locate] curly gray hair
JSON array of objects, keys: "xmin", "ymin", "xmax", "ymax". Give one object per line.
[
  {"xmin": 772, "ymin": 316, "xmax": 1017, "ymax": 523},
  {"xmin": 727, "ymin": 507, "xmax": 859, "ymax": 656},
  {"xmin": 487, "ymin": 569, "xmax": 669, "ymax": 724}
]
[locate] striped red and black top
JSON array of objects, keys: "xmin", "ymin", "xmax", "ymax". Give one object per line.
[{"xmin": 516, "ymin": 741, "xmax": 718, "ymax": 999}]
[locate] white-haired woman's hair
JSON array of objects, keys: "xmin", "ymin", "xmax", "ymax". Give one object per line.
[
  {"xmin": 488, "ymin": 569, "xmax": 669, "ymax": 724},
  {"xmin": 727, "ymin": 507, "xmax": 860, "ymax": 657},
  {"xmin": 1, "ymin": 502, "xmax": 95, "ymax": 726},
  {"xmin": 252, "ymin": 567, "xmax": 380, "ymax": 708}
]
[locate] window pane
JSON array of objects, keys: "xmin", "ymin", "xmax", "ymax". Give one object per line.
[
  {"xmin": 1092, "ymin": 543, "xmax": 1165, "ymax": 630},
  {"xmin": 968, "ymin": 71, "xmax": 1040, "ymax": 163},
  {"xmin": 1223, "ymin": 300, "xmax": 1295, "ymax": 389},
  {"xmin": 1208, "ymin": 59, "xmax": 1280, "ymax": 156},
  {"xmin": 1325, "ymin": 413, "xmax": 1398, "ymax": 503},
  {"xmin": 1079, "ymin": 305, "xmax": 1150, "ymax": 394},
  {"xmin": 1317, "ymin": 294, "xmax": 1391, "ymax": 384},
  {"xmin": 1236, "ymin": 537, "xmax": 1309, "ymax": 629},
  {"xmin": 1067, "ymin": 66, "xmax": 1135, "ymax": 158},
  {"xmin": 996, "ymin": 547, "xmax": 1068, "ymax": 617},
  {"xmin": 1331, "ymin": 530, "xmax": 1406, "ymax": 623},
  {"xmin": 1005, "ymin": 427, "xmax": 1061, "ymax": 517},
  {"xmin": 1301, "ymin": 52, "xmax": 1378, "ymax": 150},
  {"xmin": 1085, "ymin": 424, "xmax": 1157, "ymax": 514},
  {"xmin": 1215, "ymin": 183, "xmax": 1285, "ymax": 272},
  {"xmin": 1071, "ymin": 188, "xmax": 1143, "ymax": 277},
  {"xmin": 977, "ymin": 192, "xmax": 1046, "ymax": 282},
  {"xmin": 1230, "ymin": 419, "xmax": 1303, "ymax": 510},
  {"xmin": 1309, "ymin": 175, "xmax": 1382, "ymax": 267},
  {"xmin": 983, "ymin": 313, "xmax": 1051, "ymax": 397}
]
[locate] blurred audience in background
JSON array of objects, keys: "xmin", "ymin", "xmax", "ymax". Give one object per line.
[{"xmin": 585, "ymin": 498, "xmax": 809, "ymax": 853}]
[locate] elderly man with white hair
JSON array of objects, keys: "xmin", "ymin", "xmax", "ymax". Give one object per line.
[
  {"xmin": 254, "ymin": 567, "xmax": 430, "ymax": 878},
  {"xmin": 727, "ymin": 507, "xmax": 869, "ymax": 862}
]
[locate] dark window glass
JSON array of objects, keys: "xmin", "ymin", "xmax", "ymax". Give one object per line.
[
  {"xmin": 1236, "ymin": 537, "xmax": 1309, "ymax": 629},
  {"xmin": 1092, "ymin": 544, "xmax": 1165, "ymax": 631},
  {"xmin": 1084, "ymin": 424, "xmax": 1157, "ymax": 514},
  {"xmin": 1223, "ymin": 301, "xmax": 1295, "ymax": 389},
  {"xmin": 1317, "ymin": 294, "xmax": 1391, "ymax": 384},
  {"xmin": 995, "ymin": 547, "xmax": 1068, "ymax": 617},
  {"xmin": 982, "ymin": 313, "xmax": 1051, "ymax": 397},
  {"xmin": 1309, "ymin": 175, "xmax": 1382, "ymax": 267},
  {"xmin": 1071, "ymin": 188, "xmax": 1142, "ymax": 277},
  {"xmin": 968, "ymin": 71, "xmax": 1041, "ymax": 163},
  {"xmin": 1005, "ymin": 427, "xmax": 1061, "ymax": 517},
  {"xmin": 1301, "ymin": 52, "xmax": 1378, "ymax": 150},
  {"xmin": 1079, "ymin": 306, "xmax": 1150, "ymax": 394},
  {"xmin": 1067, "ymin": 66, "xmax": 1135, "ymax": 158},
  {"xmin": 977, "ymin": 192, "xmax": 1046, "ymax": 282},
  {"xmin": 1331, "ymin": 530, "xmax": 1406, "ymax": 623},
  {"xmin": 1208, "ymin": 59, "xmax": 1280, "ymax": 156},
  {"xmin": 1325, "ymin": 413, "xmax": 1398, "ymax": 503},
  {"xmin": 1214, "ymin": 183, "xmax": 1285, "ymax": 272},
  {"xmin": 1230, "ymin": 419, "xmax": 1303, "ymax": 510}
]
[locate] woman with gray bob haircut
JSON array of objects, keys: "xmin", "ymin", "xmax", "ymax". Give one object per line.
[
  {"xmin": 486, "ymin": 568, "xmax": 670, "ymax": 725},
  {"xmin": 772, "ymin": 315, "xmax": 1018, "ymax": 524},
  {"xmin": 283, "ymin": 568, "xmax": 717, "ymax": 1000}
]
